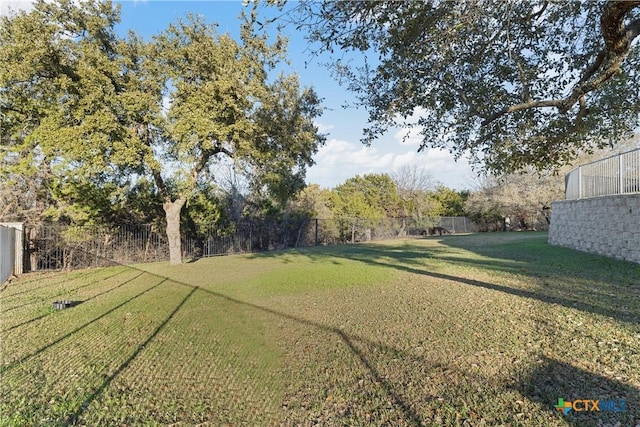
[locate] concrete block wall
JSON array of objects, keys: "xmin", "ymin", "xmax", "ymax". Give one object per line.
[{"xmin": 549, "ymin": 194, "xmax": 640, "ymax": 264}]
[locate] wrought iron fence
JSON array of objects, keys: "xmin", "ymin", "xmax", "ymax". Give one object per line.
[
  {"xmin": 23, "ymin": 224, "xmax": 168, "ymax": 272},
  {"xmin": 22, "ymin": 216, "xmax": 477, "ymax": 272},
  {"xmin": 565, "ymin": 148, "xmax": 640, "ymax": 199},
  {"xmin": 268, "ymin": 216, "xmax": 477, "ymax": 247}
]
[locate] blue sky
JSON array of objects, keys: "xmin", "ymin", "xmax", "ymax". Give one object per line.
[{"xmin": 1, "ymin": 0, "xmax": 478, "ymax": 190}]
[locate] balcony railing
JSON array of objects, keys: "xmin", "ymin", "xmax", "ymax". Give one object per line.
[{"xmin": 565, "ymin": 148, "xmax": 640, "ymax": 200}]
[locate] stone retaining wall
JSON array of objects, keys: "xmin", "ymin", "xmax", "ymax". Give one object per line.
[{"xmin": 549, "ymin": 194, "xmax": 640, "ymax": 264}]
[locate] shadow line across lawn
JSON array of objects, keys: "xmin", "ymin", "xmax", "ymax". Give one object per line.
[
  {"xmin": 150, "ymin": 266, "xmax": 640, "ymax": 425},
  {"xmin": 0, "ymin": 271, "xmax": 146, "ymax": 334},
  {"xmin": 65, "ymin": 259, "xmax": 640, "ymax": 425},
  {"xmin": 515, "ymin": 355, "xmax": 640, "ymax": 426},
  {"xmin": 0, "ymin": 270, "xmax": 96, "ymax": 299},
  {"xmin": 284, "ymin": 237, "xmax": 639, "ymax": 326},
  {"xmin": 0, "ymin": 275, "xmax": 167, "ymax": 375},
  {"xmin": 64, "ymin": 286, "xmax": 198, "ymax": 425},
  {"xmin": 6, "ymin": 237, "xmax": 639, "ymax": 425},
  {"xmin": 43, "ymin": 256, "xmax": 427, "ymax": 425},
  {"xmin": 340, "ymin": 253, "xmax": 639, "ymax": 325},
  {"xmin": 185, "ymin": 282, "xmax": 425, "ymax": 425},
  {"xmin": 0, "ymin": 268, "xmax": 130, "ymax": 314}
]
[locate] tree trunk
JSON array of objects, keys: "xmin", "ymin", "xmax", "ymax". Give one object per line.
[
  {"xmin": 163, "ymin": 198, "xmax": 186, "ymax": 266},
  {"xmin": 351, "ymin": 220, "xmax": 356, "ymax": 243}
]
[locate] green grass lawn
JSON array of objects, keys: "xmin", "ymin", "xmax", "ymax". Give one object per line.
[{"xmin": 1, "ymin": 232, "xmax": 639, "ymax": 426}]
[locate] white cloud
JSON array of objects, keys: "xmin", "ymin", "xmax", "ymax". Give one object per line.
[
  {"xmin": 307, "ymin": 137, "xmax": 476, "ymax": 190},
  {"xmin": 389, "ymin": 106, "xmax": 429, "ymax": 126},
  {"xmin": 389, "ymin": 147, "xmax": 476, "ymax": 186},
  {"xmin": 0, "ymin": 0, "xmax": 34, "ymax": 16},
  {"xmin": 315, "ymin": 122, "xmax": 335, "ymax": 134},
  {"xmin": 394, "ymin": 127, "xmax": 422, "ymax": 146}
]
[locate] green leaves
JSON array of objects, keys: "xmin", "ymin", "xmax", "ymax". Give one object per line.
[
  {"xmin": 331, "ymin": 174, "xmax": 399, "ymax": 221},
  {"xmin": 1, "ymin": 0, "xmax": 324, "ymax": 231},
  {"xmin": 293, "ymin": 0, "xmax": 640, "ymax": 174},
  {"xmin": 247, "ymin": 75, "xmax": 324, "ymax": 206}
]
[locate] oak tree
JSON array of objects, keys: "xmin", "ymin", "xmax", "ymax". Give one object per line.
[{"xmin": 1, "ymin": 0, "xmax": 324, "ymax": 265}]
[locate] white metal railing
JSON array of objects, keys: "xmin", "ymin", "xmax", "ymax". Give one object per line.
[{"xmin": 565, "ymin": 148, "xmax": 640, "ymax": 199}]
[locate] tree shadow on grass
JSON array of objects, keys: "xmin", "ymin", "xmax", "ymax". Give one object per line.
[
  {"xmin": 131, "ymin": 269, "xmax": 640, "ymax": 426},
  {"xmin": 64, "ymin": 286, "xmax": 198, "ymax": 426},
  {"xmin": 183, "ymin": 281, "xmax": 425, "ymax": 426},
  {"xmin": 277, "ymin": 239, "xmax": 640, "ymax": 326},
  {"xmin": 0, "ymin": 275, "xmax": 167, "ymax": 375},
  {"xmin": 35, "ymin": 262, "xmax": 424, "ymax": 425},
  {"xmin": 75, "ymin": 239, "xmax": 640, "ymax": 424},
  {"xmin": 437, "ymin": 233, "xmax": 640, "ymax": 298},
  {"xmin": 83, "ymin": 260, "xmax": 429, "ymax": 425},
  {"xmin": 0, "ymin": 271, "xmax": 147, "ymax": 334},
  {"xmin": 434, "ymin": 234, "xmax": 640, "ymax": 326},
  {"xmin": 5, "ymin": 236, "xmax": 635, "ymax": 425},
  {"xmin": 8, "ymin": 254, "xmax": 637, "ymax": 426},
  {"xmin": 515, "ymin": 355, "xmax": 639, "ymax": 426},
  {"xmin": 0, "ymin": 268, "xmax": 130, "ymax": 314}
]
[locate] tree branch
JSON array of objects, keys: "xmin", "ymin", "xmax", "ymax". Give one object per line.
[
  {"xmin": 575, "ymin": 95, "xmax": 588, "ymax": 125},
  {"xmin": 137, "ymin": 123, "xmax": 170, "ymax": 203},
  {"xmin": 212, "ymin": 144, "xmax": 234, "ymax": 158},
  {"xmin": 190, "ymin": 143, "xmax": 233, "ymax": 188},
  {"xmin": 458, "ymin": 88, "xmax": 488, "ymax": 119},
  {"xmin": 516, "ymin": 59, "xmax": 531, "ymax": 103},
  {"xmin": 482, "ymin": 99, "xmax": 563, "ymax": 126},
  {"xmin": 601, "ymin": 0, "xmax": 640, "ymax": 54},
  {"xmin": 559, "ymin": 1, "xmax": 640, "ymax": 111},
  {"xmin": 482, "ymin": 0, "xmax": 640, "ymax": 127},
  {"xmin": 151, "ymin": 168, "xmax": 170, "ymax": 203},
  {"xmin": 528, "ymin": 1, "xmax": 549, "ymax": 21}
]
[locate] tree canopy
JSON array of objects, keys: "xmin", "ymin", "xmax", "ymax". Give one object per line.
[
  {"xmin": 289, "ymin": 0, "xmax": 640, "ymax": 174},
  {"xmin": 0, "ymin": 0, "xmax": 325, "ymax": 264}
]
